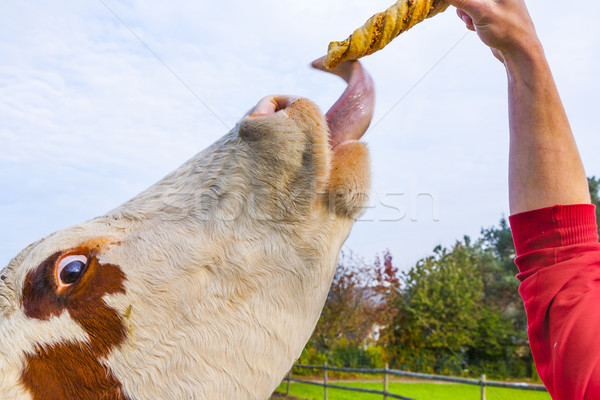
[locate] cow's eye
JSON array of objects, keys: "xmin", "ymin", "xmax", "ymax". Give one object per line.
[{"xmin": 56, "ymin": 255, "xmax": 88, "ymax": 288}]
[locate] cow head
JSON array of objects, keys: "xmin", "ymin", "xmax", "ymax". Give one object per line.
[{"xmin": 0, "ymin": 58, "xmax": 374, "ymax": 400}]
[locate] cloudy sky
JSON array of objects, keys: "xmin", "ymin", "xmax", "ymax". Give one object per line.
[{"xmin": 1, "ymin": 0, "xmax": 599, "ymax": 271}]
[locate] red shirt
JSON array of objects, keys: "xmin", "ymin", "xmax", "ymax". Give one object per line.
[{"xmin": 510, "ymin": 204, "xmax": 600, "ymax": 399}]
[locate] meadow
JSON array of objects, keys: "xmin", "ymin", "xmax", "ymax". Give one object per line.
[{"xmin": 275, "ymin": 381, "xmax": 551, "ymax": 400}]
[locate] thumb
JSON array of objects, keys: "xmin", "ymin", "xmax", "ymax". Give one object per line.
[
  {"xmin": 456, "ymin": 9, "xmax": 476, "ymax": 31},
  {"xmin": 444, "ymin": 0, "xmax": 487, "ymax": 21}
]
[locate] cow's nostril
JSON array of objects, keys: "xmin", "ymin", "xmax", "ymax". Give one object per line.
[{"xmin": 250, "ymin": 95, "xmax": 297, "ymax": 118}]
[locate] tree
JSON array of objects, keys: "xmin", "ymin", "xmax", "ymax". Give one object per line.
[
  {"xmin": 380, "ymin": 231, "xmax": 532, "ymax": 378},
  {"xmin": 310, "ymin": 253, "xmax": 378, "ymax": 353},
  {"xmin": 479, "ymin": 218, "xmax": 531, "ymax": 375},
  {"xmin": 373, "ymin": 250, "xmax": 401, "ymax": 333},
  {"xmin": 380, "ymin": 239, "xmax": 485, "ymax": 374},
  {"xmin": 588, "ymin": 176, "xmax": 600, "ymax": 237},
  {"xmin": 480, "ymin": 219, "xmax": 524, "ymax": 328}
]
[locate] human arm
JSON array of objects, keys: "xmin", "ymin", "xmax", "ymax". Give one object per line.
[
  {"xmin": 444, "ymin": 1, "xmax": 600, "ymax": 397},
  {"xmin": 445, "ymin": 0, "xmax": 590, "ymax": 214}
]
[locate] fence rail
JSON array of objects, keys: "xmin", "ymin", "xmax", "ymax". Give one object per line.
[{"xmin": 280, "ymin": 363, "xmax": 547, "ymax": 400}]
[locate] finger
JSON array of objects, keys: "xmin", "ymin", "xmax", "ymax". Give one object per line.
[
  {"xmin": 445, "ymin": 0, "xmax": 488, "ymax": 20},
  {"xmin": 456, "ymin": 9, "xmax": 476, "ymax": 31}
]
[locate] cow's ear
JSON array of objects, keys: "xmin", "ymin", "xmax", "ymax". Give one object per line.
[{"xmin": 326, "ymin": 141, "xmax": 371, "ymax": 218}]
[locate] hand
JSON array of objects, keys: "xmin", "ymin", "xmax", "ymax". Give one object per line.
[{"xmin": 445, "ymin": 0, "xmax": 542, "ymax": 63}]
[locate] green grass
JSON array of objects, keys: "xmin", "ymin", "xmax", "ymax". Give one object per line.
[{"xmin": 275, "ymin": 381, "xmax": 551, "ymax": 400}]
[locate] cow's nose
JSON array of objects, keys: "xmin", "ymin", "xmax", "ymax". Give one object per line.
[{"xmin": 249, "ymin": 95, "xmax": 300, "ymax": 118}]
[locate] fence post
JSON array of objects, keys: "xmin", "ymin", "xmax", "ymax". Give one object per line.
[
  {"xmin": 383, "ymin": 363, "xmax": 389, "ymax": 400},
  {"xmin": 324, "ymin": 361, "xmax": 328, "ymax": 400},
  {"xmin": 480, "ymin": 374, "xmax": 486, "ymax": 400},
  {"xmin": 286, "ymin": 369, "xmax": 291, "ymax": 396}
]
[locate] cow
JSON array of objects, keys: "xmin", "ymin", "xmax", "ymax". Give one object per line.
[{"xmin": 0, "ymin": 57, "xmax": 374, "ymax": 400}]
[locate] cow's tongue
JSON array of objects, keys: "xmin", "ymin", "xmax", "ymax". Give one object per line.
[{"xmin": 311, "ymin": 57, "xmax": 375, "ymax": 148}]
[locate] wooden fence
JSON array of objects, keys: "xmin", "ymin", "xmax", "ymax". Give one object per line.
[{"xmin": 281, "ymin": 363, "xmax": 547, "ymax": 400}]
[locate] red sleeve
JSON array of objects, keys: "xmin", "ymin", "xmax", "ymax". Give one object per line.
[{"xmin": 510, "ymin": 204, "xmax": 600, "ymax": 400}]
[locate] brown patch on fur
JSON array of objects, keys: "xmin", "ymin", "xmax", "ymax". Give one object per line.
[
  {"xmin": 20, "ymin": 241, "xmax": 130, "ymax": 400},
  {"xmin": 23, "ymin": 344, "xmax": 130, "ymax": 400}
]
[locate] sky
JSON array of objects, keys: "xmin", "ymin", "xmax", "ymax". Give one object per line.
[{"xmin": 1, "ymin": 0, "xmax": 600, "ymax": 271}]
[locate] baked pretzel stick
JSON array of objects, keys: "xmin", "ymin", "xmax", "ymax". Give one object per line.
[{"xmin": 324, "ymin": 0, "xmax": 449, "ymax": 69}]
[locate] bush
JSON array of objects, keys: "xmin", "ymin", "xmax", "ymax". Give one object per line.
[
  {"xmin": 294, "ymin": 340, "xmax": 387, "ymax": 377},
  {"xmin": 294, "ymin": 345, "xmax": 327, "ymax": 376},
  {"xmin": 366, "ymin": 345, "xmax": 385, "ymax": 368}
]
